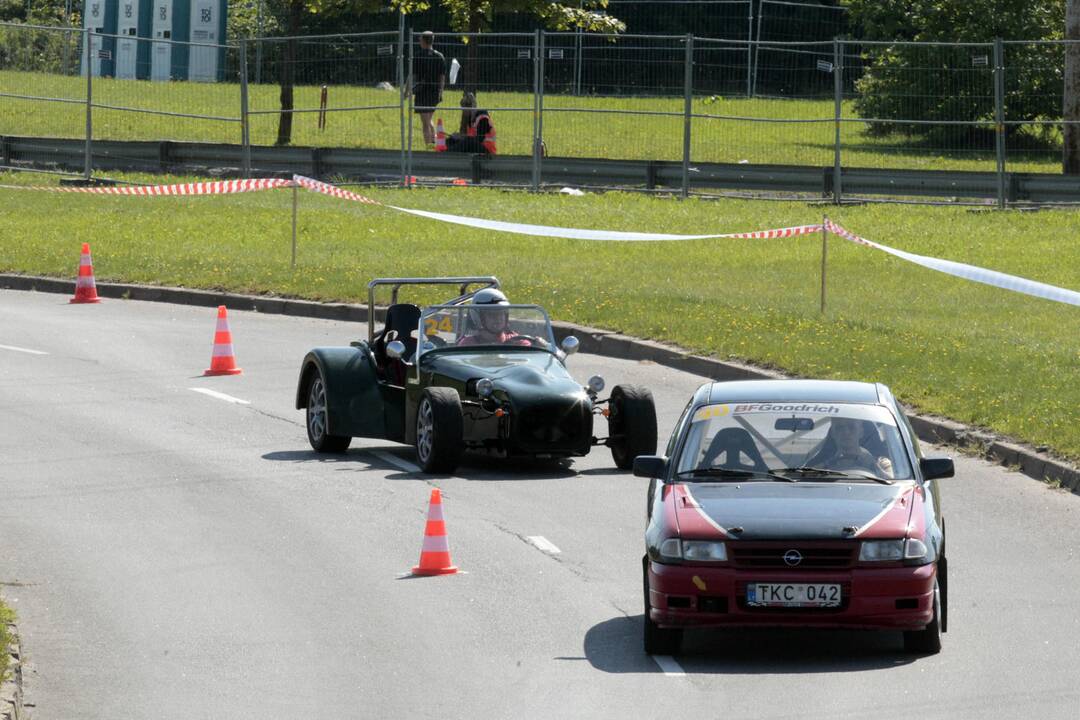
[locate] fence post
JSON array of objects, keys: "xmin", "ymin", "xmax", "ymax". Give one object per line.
[
  {"xmin": 398, "ymin": 11, "xmax": 406, "ymax": 186},
  {"xmin": 682, "ymin": 34, "xmax": 693, "ymax": 199},
  {"xmin": 820, "ymin": 217, "xmax": 828, "ymax": 314},
  {"xmin": 751, "ymin": 9, "xmax": 764, "ymax": 97},
  {"xmin": 993, "ymin": 37, "xmax": 1006, "ymax": 209},
  {"xmin": 84, "ymin": 28, "xmax": 92, "ymax": 181},
  {"xmin": 574, "ymin": 0, "xmax": 583, "ymax": 96},
  {"xmin": 833, "ymin": 37, "xmax": 842, "ymax": 204},
  {"xmin": 406, "ymin": 29, "xmax": 414, "ymax": 188},
  {"xmin": 291, "ymin": 181, "xmax": 298, "ymax": 268},
  {"xmin": 532, "ymin": 29, "xmax": 542, "ymax": 192},
  {"xmin": 240, "ymin": 41, "xmax": 252, "ymax": 177},
  {"xmin": 745, "ymin": 1, "xmax": 753, "ymax": 98},
  {"xmin": 254, "ymin": 0, "xmax": 263, "ymax": 84}
]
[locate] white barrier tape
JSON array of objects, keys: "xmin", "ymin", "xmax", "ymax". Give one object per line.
[
  {"xmin": 826, "ymin": 219, "xmax": 1080, "ymax": 308},
  {"xmin": 1, "ymin": 178, "xmax": 294, "ymax": 195},
  {"xmin": 290, "ymin": 174, "xmax": 822, "ymax": 241}
]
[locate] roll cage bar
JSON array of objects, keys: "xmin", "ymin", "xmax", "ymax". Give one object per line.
[{"xmin": 367, "ymin": 276, "xmax": 500, "ymax": 343}]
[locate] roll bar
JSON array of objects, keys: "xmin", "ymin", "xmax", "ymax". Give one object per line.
[{"xmin": 366, "ymin": 276, "xmax": 500, "ymax": 342}]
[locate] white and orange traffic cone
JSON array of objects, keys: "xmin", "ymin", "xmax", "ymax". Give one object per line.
[
  {"xmin": 204, "ymin": 305, "xmax": 242, "ymax": 376},
  {"xmin": 70, "ymin": 242, "xmax": 101, "ymax": 304},
  {"xmin": 435, "ymin": 118, "xmax": 447, "ymax": 152},
  {"xmin": 412, "ymin": 488, "xmax": 458, "ymax": 576}
]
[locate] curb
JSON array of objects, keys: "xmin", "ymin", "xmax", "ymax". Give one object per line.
[
  {"xmin": 3, "ymin": 272, "xmax": 1078, "ymax": 494},
  {"xmin": 0, "ymin": 622, "xmax": 23, "ymax": 720}
]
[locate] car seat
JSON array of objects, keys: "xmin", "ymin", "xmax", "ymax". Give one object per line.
[
  {"xmin": 701, "ymin": 428, "xmax": 769, "ymax": 472},
  {"xmin": 374, "ymin": 303, "xmax": 421, "ymax": 384}
]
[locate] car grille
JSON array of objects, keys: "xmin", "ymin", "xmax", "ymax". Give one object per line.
[
  {"xmin": 513, "ymin": 400, "xmax": 591, "ymax": 452},
  {"xmin": 730, "ymin": 543, "xmax": 856, "ymax": 570}
]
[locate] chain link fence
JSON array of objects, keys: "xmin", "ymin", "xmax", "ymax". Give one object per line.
[{"xmin": 2, "ymin": 21, "xmax": 1078, "ymax": 204}]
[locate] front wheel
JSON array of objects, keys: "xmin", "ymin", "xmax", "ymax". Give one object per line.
[
  {"xmin": 903, "ymin": 578, "xmax": 942, "ymax": 654},
  {"xmin": 415, "ymin": 388, "xmax": 464, "ymax": 474},
  {"xmin": 306, "ymin": 369, "xmax": 351, "ymax": 453},
  {"xmin": 609, "ymin": 385, "xmax": 658, "ymax": 470}
]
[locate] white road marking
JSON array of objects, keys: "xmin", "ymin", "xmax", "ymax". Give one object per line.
[
  {"xmin": 370, "ymin": 450, "xmax": 421, "ymax": 474},
  {"xmin": 652, "ymin": 655, "xmax": 686, "ymax": 676},
  {"xmin": 0, "ymin": 344, "xmax": 48, "ymax": 355},
  {"xmin": 526, "ymin": 536, "xmax": 561, "ymax": 554},
  {"xmin": 189, "ymin": 388, "xmax": 251, "ymax": 405}
]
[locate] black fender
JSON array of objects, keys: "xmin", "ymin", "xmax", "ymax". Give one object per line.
[{"xmin": 295, "ymin": 344, "xmax": 387, "ymax": 440}]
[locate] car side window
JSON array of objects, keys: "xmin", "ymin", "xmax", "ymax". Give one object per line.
[{"xmin": 665, "ymin": 401, "xmax": 693, "ymax": 458}]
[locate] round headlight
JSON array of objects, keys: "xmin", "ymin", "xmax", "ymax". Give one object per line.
[
  {"xmin": 476, "ymin": 378, "xmax": 495, "ymax": 398},
  {"xmin": 588, "ymin": 375, "xmax": 605, "ymax": 393}
]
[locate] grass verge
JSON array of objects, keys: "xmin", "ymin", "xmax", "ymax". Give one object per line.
[
  {"xmin": 0, "ymin": 598, "xmax": 14, "ymax": 683},
  {"xmin": 2, "ymin": 170, "xmax": 1078, "ymax": 460},
  {"xmin": 0, "ymin": 69, "xmax": 1062, "ymax": 172}
]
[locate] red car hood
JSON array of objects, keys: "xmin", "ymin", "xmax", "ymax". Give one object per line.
[{"xmin": 671, "ymin": 481, "xmax": 919, "ymax": 541}]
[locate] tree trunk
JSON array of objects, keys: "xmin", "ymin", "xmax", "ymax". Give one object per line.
[
  {"xmin": 1065, "ymin": 0, "xmax": 1080, "ymax": 173},
  {"xmin": 275, "ymin": 1, "xmax": 302, "ymax": 146},
  {"xmin": 464, "ymin": 12, "xmax": 481, "ymax": 94}
]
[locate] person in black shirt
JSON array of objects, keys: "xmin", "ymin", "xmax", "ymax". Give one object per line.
[{"xmin": 411, "ymin": 31, "xmax": 447, "ymax": 147}]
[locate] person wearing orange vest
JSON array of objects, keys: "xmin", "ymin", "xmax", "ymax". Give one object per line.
[{"xmin": 447, "ymin": 92, "xmax": 497, "ymax": 155}]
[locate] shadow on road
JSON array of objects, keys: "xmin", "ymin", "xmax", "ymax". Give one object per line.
[{"xmin": 584, "ymin": 615, "xmax": 916, "ymax": 674}]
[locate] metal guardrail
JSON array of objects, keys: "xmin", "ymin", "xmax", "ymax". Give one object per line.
[{"xmin": 3, "ymin": 135, "xmax": 1080, "ymax": 203}]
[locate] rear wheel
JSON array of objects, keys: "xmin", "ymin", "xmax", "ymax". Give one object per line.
[
  {"xmin": 306, "ymin": 370, "xmax": 351, "ymax": 453},
  {"xmin": 643, "ymin": 561, "xmax": 682, "ymax": 655},
  {"xmin": 609, "ymin": 385, "xmax": 658, "ymax": 470},
  {"xmin": 415, "ymin": 388, "xmax": 464, "ymax": 474},
  {"xmin": 903, "ymin": 578, "xmax": 942, "ymax": 654}
]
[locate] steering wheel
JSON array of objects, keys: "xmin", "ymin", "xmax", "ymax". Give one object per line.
[{"xmin": 425, "ymin": 335, "xmax": 447, "ymax": 348}]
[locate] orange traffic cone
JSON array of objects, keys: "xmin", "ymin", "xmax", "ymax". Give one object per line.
[
  {"xmin": 451, "ymin": 178, "xmax": 468, "ymax": 186},
  {"xmin": 69, "ymin": 242, "xmax": 101, "ymax": 304},
  {"xmin": 435, "ymin": 118, "xmax": 447, "ymax": 152},
  {"xmin": 412, "ymin": 488, "xmax": 458, "ymax": 576},
  {"xmin": 203, "ymin": 305, "xmax": 243, "ymax": 376}
]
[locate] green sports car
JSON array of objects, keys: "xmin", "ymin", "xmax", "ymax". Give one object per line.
[{"xmin": 295, "ymin": 277, "xmax": 658, "ymax": 473}]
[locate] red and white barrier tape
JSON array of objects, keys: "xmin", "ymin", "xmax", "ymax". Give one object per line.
[
  {"xmin": 825, "ymin": 219, "xmax": 1080, "ymax": 308},
  {"xmin": 5, "ymin": 175, "xmax": 1077, "ymax": 306},
  {"xmin": 4, "ymin": 178, "xmax": 293, "ymax": 195}
]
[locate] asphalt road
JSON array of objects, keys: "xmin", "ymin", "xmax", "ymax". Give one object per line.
[{"xmin": 1, "ymin": 289, "xmax": 1079, "ymax": 719}]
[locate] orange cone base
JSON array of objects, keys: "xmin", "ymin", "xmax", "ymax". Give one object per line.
[
  {"xmin": 411, "ymin": 564, "xmax": 458, "ymax": 576},
  {"xmin": 69, "ymin": 297, "xmax": 101, "ymax": 304},
  {"xmin": 204, "ymin": 367, "xmax": 243, "ymax": 376}
]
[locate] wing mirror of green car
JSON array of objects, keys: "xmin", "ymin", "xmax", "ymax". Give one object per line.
[
  {"xmin": 633, "ymin": 455, "xmax": 669, "ymax": 479},
  {"xmin": 386, "ymin": 340, "xmax": 406, "ymax": 359},
  {"xmin": 561, "ymin": 336, "xmax": 580, "ymax": 355},
  {"xmin": 920, "ymin": 456, "xmax": 954, "ymax": 480}
]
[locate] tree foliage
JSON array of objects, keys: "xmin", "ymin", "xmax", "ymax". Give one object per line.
[{"xmin": 848, "ymin": 0, "xmax": 1065, "ymax": 142}]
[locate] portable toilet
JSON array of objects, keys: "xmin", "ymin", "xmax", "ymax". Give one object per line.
[
  {"xmin": 149, "ymin": 0, "xmax": 174, "ymax": 81},
  {"xmin": 168, "ymin": 0, "xmax": 226, "ymax": 82},
  {"xmin": 114, "ymin": 0, "xmax": 151, "ymax": 79},
  {"xmin": 82, "ymin": 0, "xmax": 117, "ymax": 77}
]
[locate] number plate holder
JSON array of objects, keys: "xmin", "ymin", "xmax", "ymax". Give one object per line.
[{"xmin": 746, "ymin": 582, "xmax": 842, "ymax": 608}]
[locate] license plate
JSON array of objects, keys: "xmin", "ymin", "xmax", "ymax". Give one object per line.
[{"xmin": 746, "ymin": 583, "xmax": 841, "ymax": 608}]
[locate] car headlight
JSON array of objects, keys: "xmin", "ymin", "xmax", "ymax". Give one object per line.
[
  {"xmin": 588, "ymin": 375, "xmax": 605, "ymax": 393},
  {"xmin": 859, "ymin": 540, "xmax": 904, "ymax": 562},
  {"xmin": 681, "ymin": 541, "xmax": 728, "ymax": 562},
  {"xmin": 657, "ymin": 538, "xmax": 727, "ymax": 563},
  {"xmin": 476, "ymin": 378, "xmax": 495, "ymax": 398}
]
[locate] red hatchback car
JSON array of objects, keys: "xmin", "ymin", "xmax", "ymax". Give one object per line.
[{"xmin": 634, "ymin": 380, "xmax": 953, "ymax": 655}]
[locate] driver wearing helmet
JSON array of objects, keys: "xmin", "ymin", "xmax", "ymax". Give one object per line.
[{"xmin": 457, "ymin": 288, "xmax": 536, "ymax": 347}]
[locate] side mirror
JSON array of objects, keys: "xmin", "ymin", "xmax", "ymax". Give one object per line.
[
  {"xmin": 561, "ymin": 335, "xmax": 580, "ymax": 355},
  {"xmin": 920, "ymin": 456, "xmax": 954, "ymax": 480},
  {"xmin": 386, "ymin": 340, "xmax": 406, "ymax": 359},
  {"xmin": 633, "ymin": 455, "xmax": 669, "ymax": 479}
]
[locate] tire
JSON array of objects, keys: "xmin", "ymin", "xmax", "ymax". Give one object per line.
[
  {"xmin": 643, "ymin": 561, "xmax": 682, "ymax": 655},
  {"xmin": 609, "ymin": 385, "xmax": 658, "ymax": 470},
  {"xmin": 306, "ymin": 369, "xmax": 351, "ymax": 453},
  {"xmin": 415, "ymin": 388, "xmax": 464, "ymax": 474},
  {"xmin": 903, "ymin": 578, "xmax": 943, "ymax": 655}
]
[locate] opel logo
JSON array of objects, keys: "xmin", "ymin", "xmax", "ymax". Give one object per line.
[{"xmin": 783, "ymin": 549, "xmax": 802, "ymax": 566}]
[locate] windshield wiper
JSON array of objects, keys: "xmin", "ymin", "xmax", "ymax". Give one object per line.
[
  {"xmin": 774, "ymin": 467, "xmax": 894, "ymax": 485},
  {"xmin": 674, "ymin": 468, "xmax": 797, "ymax": 482}
]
